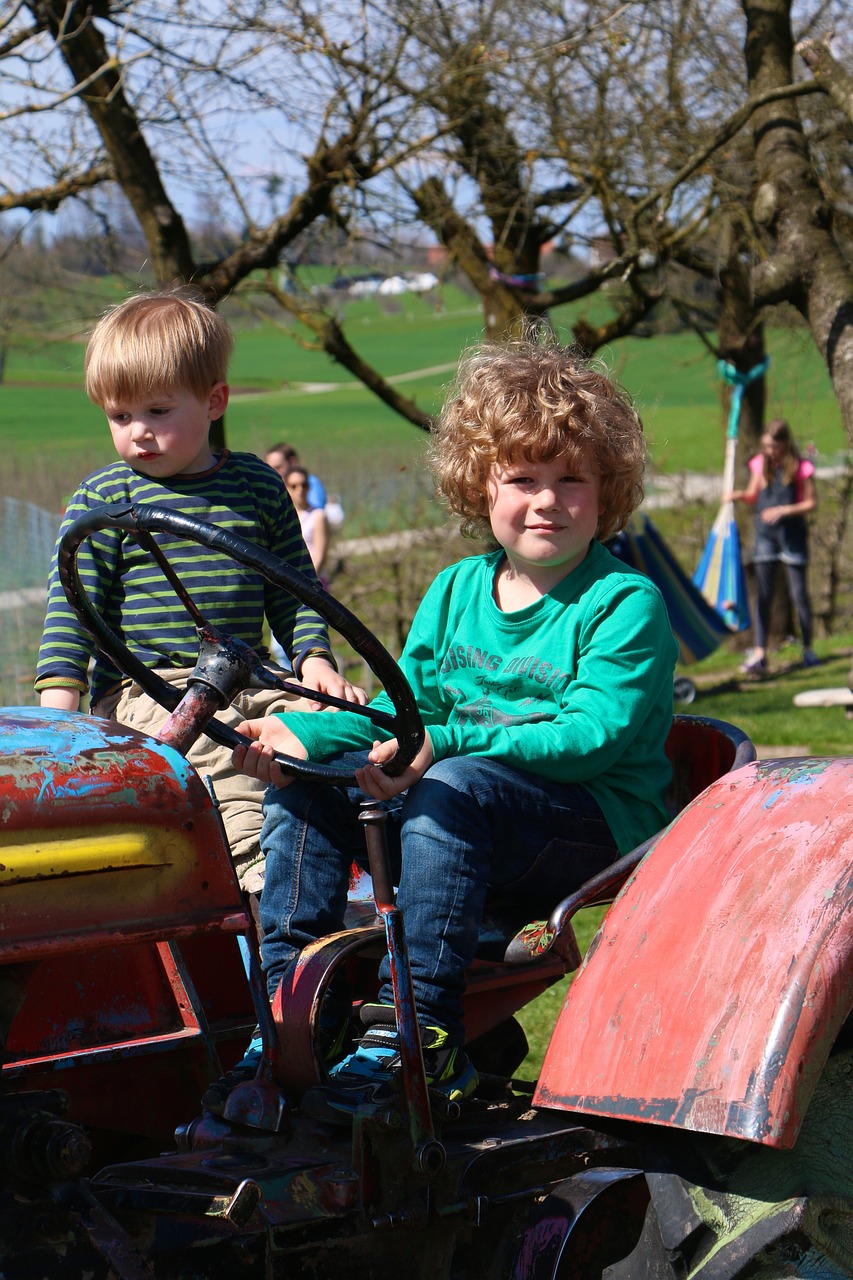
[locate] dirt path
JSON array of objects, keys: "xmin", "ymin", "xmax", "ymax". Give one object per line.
[{"xmin": 232, "ymin": 361, "xmax": 460, "ymax": 397}]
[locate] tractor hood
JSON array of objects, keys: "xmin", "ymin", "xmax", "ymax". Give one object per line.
[{"xmin": 0, "ymin": 708, "xmax": 243, "ymax": 960}]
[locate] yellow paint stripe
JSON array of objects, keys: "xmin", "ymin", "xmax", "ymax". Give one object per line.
[{"xmin": 0, "ymin": 832, "xmax": 168, "ymax": 881}]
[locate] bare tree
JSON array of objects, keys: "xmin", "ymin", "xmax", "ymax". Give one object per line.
[
  {"xmin": 1, "ymin": 0, "xmax": 851, "ymax": 444},
  {"xmin": 6, "ymin": 0, "xmax": 440, "ymax": 433},
  {"xmin": 798, "ymin": 32, "xmax": 853, "ymax": 125}
]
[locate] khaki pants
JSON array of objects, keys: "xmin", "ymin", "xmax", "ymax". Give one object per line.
[{"xmin": 93, "ymin": 667, "xmax": 312, "ymax": 893}]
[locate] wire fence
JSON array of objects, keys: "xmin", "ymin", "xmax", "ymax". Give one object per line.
[{"xmin": 0, "ymin": 498, "xmax": 59, "ymax": 706}]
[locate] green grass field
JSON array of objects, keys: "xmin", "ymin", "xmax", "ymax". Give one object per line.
[{"xmin": 2, "ymin": 281, "xmax": 847, "ymax": 504}]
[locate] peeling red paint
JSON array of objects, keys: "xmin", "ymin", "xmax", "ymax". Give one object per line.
[
  {"xmin": 536, "ymin": 757, "xmax": 853, "ymax": 1148},
  {"xmin": 0, "ymin": 709, "xmax": 246, "ymax": 960}
]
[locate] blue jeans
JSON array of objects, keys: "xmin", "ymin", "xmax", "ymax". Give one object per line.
[{"xmin": 259, "ymin": 752, "xmax": 618, "ymax": 1042}]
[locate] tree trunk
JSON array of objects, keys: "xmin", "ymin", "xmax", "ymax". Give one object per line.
[
  {"xmin": 413, "ymin": 176, "xmax": 531, "ymax": 340},
  {"xmin": 743, "ymin": 0, "xmax": 853, "ymax": 444},
  {"xmin": 742, "ymin": 0, "xmax": 853, "ymax": 685},
  {"xmin": 28, "ymin": 1, "xmax": 196, "ymax": 285},
  {"xmin": 718, "ymin": 219, "xmax": 767, "ymax": 458}
]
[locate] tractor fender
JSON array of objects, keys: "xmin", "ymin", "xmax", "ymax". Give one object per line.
[
  {"xmin": 605, "ymin": 1044, "xmax": 853, "ymax": 1278},
  {"xmin": 535, "ymin": 757, "xmax": 853, "ymax": 1148}
]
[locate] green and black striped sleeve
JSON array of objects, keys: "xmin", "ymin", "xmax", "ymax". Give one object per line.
[{"xmin": 35, "ymin": 451, "xmax": 331, "ymax": 705}]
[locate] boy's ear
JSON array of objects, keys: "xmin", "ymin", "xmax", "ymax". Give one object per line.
[{"xmin": 209, "ymin": 380, "xmax": 229, "ymax": 419}]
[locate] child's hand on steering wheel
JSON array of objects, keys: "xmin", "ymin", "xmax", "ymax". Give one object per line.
[
  {"xmin": 354, "ymin": 734, "xmax": 434, "ymax": 800},
  {"xmin": 232, "ymin": 717, "xmax": 308, "ymax": 788},
  {"xmin": 299, "ymin": 655, "xmax": 368, "ymax": 709}
]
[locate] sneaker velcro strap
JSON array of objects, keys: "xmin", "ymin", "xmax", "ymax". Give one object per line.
[{"xmin": 359, "ymin": 1002, "xmax": 397, "ymax": 1027}]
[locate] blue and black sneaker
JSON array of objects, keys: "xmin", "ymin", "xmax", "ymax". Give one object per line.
[
  {"xmin": 415, "ymin": 1024, "xmax": 480, "ymax": 1102},
  {"xmin": 305, "ymin": 1010, "xmax": 479, "ymax": 1120}
]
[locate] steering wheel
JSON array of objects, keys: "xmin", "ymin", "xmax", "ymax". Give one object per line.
[{"xmin": 57, "ymin": 503, "xmax": 425, "ymax": 786}]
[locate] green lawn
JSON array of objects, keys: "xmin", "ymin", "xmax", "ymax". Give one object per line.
[{"xmin": 2, "ymin": 283, "xmax": 847, "ymax": 489}]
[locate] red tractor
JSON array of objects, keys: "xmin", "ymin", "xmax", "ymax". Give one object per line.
[{"xmin": 0, "ymin": 505, "xmax": 850, "ymax": 1278}]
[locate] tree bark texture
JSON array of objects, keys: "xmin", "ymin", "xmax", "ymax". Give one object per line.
[
  {"xmin": 744, "ymin": 0, "xmax": 853, "ymax": 444},
  {"xmin": 717, "ymin": 217, "xmax": 767, "ymax": 456}
]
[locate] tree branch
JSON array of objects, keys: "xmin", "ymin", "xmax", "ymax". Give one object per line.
[
  {"xmin": 202, "ymin": 125, "xmax": 377, "ymax": 295},
  {"xmin": 797, "ymin": 37, "xmax": 853, "ymax": 125},
  {"xmin": 245, "ymin": 278, "xmax": 434, "ymax": 432},
  {"xmin": 412, "ymin": 175, "xmax": 494, "ymax": 294},
  {"xmin": 0, "ymin": 7, "xmax": 42, "ymax": 59},
  {"xmin": 572, "ymin": 287, "xmax": 661, "ymax": 356},
  {"xmin": 631, "ymin": 77, "xmax": 821, "ymax": 225},
  {"xmin": 0, "ymin": 163, "xmax": 112, "ymax": 212},
  {"xmin": 27, "ymin": 0, "xmax": 196, "ymax": 282}
]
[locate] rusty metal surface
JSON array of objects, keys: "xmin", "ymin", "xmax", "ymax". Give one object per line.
[
  {"xmin": 3, "ymin": 932, "xmax": 256, "ymax": 1149},
  {"xmin": 0, "ymin": 708, "xmax": 245, "ymax": 959},
  {"xmin": 506, "ymin": 1169, "xmax": 648, "ymax": 1279},
  {"xmin": 535, "ymin": 756, "xmax": 853, "ymax": 1148},
  {"xmin": 89, "ymin": 1095, "xmax": 631, "ymax": 1251},
  {"xmin": 358, "ymin": 801, "xmax": 440, "ymax": 1167},
  {"xmin": 273, "ymin": 926, "xmax": 384, "ymax": 1094},
  {"xmin": 271, "ymin": 921, "xmax": 567, "ymax": 1099}
]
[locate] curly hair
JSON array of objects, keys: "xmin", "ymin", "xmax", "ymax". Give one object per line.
[
  {"xmin": 429, "ymin": 335, "xmax": 645, "ymax": 543},
  {"xmin": 85, "ymin": 286, "xmax": 233, "ymax": 406}
]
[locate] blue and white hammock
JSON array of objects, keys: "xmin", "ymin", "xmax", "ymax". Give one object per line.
[
  {"xmin": 692, "ymin": 358, "xmax": 768, "ymax": 633},
  {"xmin": 611, "ymin": 357, "xmax": 767, "ymax": 663}
]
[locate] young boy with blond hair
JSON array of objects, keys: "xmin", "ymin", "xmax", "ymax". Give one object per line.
[
  {"xmin": 230, "ymin": 334, "xmax": 678, "ymax": 1112},
  {"xmin": 36, "ymin": 287, "xmax": 364, "ymax": 892}
]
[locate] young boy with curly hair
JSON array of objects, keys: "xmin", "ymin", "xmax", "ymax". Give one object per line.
[
  {"xmin": 35, "ymin": 287, "xmax": 364, "ymax": 893},
  {"xmin": 231, "ymin": 335, "xmax": 678, "ymax": 1111}
]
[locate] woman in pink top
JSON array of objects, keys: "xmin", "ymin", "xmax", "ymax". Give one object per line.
[
  {"xmin": 284, "ymin": 465, "xmax": 329, "ymax": 585},
  {"xmin": 728, "ymin": 419, "xmax": 818, "ymax": 675}
]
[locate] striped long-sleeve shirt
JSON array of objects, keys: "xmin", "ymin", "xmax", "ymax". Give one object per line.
[{"xmin": 35, "ymin": 450, "xmax": 332, "ymax": 704}]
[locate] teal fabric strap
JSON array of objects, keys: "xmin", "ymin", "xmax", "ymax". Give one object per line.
[{"xmin": 717, "ymin": 357, "xmax": 770, "ymax": 440}]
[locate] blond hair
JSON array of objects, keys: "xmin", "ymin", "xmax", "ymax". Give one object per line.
[
  {"xmin": 84, "ymin": 287, "xmax": 233, "ymax": 406},
  {"xmin": 429, "ymin": 335, "xmax": 645, "ymax": 543},
  {"xmin": 762, "ymin": 418, "xmax": 800, "ymax": 486}
]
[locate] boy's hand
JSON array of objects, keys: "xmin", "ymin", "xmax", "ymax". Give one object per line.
[
  {"xmin": 354, "ymin": 734, "xmax": 434, "ymax": 800},
  {"xmin": 299, "ymin": 656, "xmax": 368, "ymax": 710},
  {"xmin": 232, "ymin": 717, "xmax": 308, "ymax": 788}
]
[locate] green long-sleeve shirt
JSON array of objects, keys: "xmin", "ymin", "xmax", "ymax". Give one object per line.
[{"xmin": 281, "ymin": 541, "xmax": 678, "ymax": 853}]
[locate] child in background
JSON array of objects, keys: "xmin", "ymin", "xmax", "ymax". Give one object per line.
[
  {"xmin": 728, "ymin": 418, "xmax": 818, "ymax": 674},
  {"xmin": 36, "ymin": 288, "xmax": 365, "ymax": 895},
  {"xmin": 230, "ymin": 335, "xmax": 678, "ymax": 1115},
  {"xmin": 267, "ymin": 459, "xmax": 330, "ymax": 667}
]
